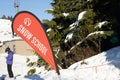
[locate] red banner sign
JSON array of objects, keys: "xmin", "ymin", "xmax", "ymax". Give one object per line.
[{"xmin": 12, "ymin": 11, "xmax": 59, "ymax": 74}]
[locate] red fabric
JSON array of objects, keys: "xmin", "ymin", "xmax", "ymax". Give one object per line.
[{"xmin": 12, "ymin": 11, "xmax": 57, "ymax": 71}]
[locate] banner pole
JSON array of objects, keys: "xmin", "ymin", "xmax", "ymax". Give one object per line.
[
  {"xmin": 50, "ymin": 45, "xmax": 61, "ymax": 79},
  {"xmin": 49, "ymin": 41, "xmax": 62, "ymax": 80}
]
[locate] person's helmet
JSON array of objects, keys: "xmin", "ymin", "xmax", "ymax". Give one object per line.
[{"xmin": 5, "ymin": 47, "xmax": 10, "ymax": 52}]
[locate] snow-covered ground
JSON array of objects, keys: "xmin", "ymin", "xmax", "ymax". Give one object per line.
[
  {"xmin": 0, "ymin": 18, "xmax": 120, "ymax": 80},
  {"xmin": 0, "ymin": 46, "xmax": 120, "ymax": 80},
  {"xmin": 0, "ymin": 19, "xmax": 20, "ymax": 46}
]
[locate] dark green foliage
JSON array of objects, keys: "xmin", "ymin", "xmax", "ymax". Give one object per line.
[
  {"xmin": 36, "ymin": 56, "xmax": 51, "ymax": 70},
  {"xmin": 43, "ymin": 0, "xmax": 120, "ymax": 68},
  {"xmin": 1, "ymin": 15, "xmax": 7, "ymax": 19},
  {"xmin": 26, "ymin": 51, "xmax": 51, "ymax": 75},
  {"xmin": 1, "ymin": 15, "xmax": 13, "ymax": 21},
  {"xmin": 27, "ymin": 68, "xmax": 36, "ymax": 75},
  {"xmin": 26, "ymin": 58, "xmax": 30, "ymax": 63},
  {"xmin": 27, "ymin": 62, "xmax": 36, "ymax": 67},
  {"xmin": 27, "ymin": 0, "xmax": 120, "ymax": 69},
  {"xmin": 7, "ymin": 16, "xmax": 13, "ymax": 21},
  {"xmin": 42, "ymin": 23, "xmax": 49, "ymax": 30},
  {"xmin": 81, "ymin": 61, "xmax": 88, "ymax": 65}
]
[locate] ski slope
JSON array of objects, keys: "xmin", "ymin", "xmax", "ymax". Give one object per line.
[
  {"xmin": 0, "ymin": 19, "xmax": 120, "ymax": 80},
  {"xmin": 0, "ymin": 19, "xmax": 20, "ymax": 46},
  {"xmin": 0, "ymin": 46, "xmax": 120, "ymax": 80}
]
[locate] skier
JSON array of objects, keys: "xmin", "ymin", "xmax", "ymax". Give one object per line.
[{"xmin": 5, "ymin": 47, "xmax": 14, "ymax": 78}]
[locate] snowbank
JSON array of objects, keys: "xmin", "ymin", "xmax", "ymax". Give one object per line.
[
  {"xmin": 0, "ymin": 47, "xmax": 120, "ymax": 80},
  {"xmin": 0, "ymin": 19, "xmax": 21, "ymax": 46}
]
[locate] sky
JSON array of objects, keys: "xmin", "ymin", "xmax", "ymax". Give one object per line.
[{"xmin": 0, "ymin": 0, "xmax": 53, "ymax": 21}]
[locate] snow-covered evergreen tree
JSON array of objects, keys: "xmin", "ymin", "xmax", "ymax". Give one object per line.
[{"xmin": 44, "ymin": 0, "xmax": 120, "ymax": 68}]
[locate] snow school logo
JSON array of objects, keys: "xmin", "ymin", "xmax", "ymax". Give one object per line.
[
  {"xmin": 12, "ymin": 11, "xmax": 60, "ymax": 74},
  {"xmin": 24, "ymin": 18, "xmax": 31, "ymax": 26}
]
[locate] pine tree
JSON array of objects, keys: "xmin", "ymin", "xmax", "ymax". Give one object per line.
[
  {"xmin": 90, "ymin": 0, "xmax": 120, "ymax": 50},
  {"xmin": 44, "ymin": 0, "xmax": 120, "ymax": 68},
  {"xmin": 1, "ymin": 15, "xmax": 7, "ymax": 19}
]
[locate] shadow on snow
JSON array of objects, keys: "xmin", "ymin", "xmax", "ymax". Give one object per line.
[
  {"xmin": 24, "ymin": 74, "xmax": 44, "ymax": 80},
  {"xmin": 105, "ymin": 46, "xmax": 120, "ymax": 69}
]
